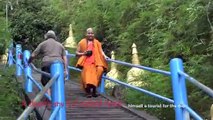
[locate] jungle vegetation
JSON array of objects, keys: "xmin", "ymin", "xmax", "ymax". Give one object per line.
[{"xmin": 0, "ymin": 0, "xmax": 213, "ymax": 119}]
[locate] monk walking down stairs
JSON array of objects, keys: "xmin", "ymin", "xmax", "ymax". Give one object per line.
[{"xmin": 76, "ymin": 28, "xmax": 108, "ymax": 98}]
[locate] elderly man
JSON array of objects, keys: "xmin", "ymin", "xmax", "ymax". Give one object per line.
[
  {"xmin": 28, "ymin": 30, "xmax": 68, "ymax": 95},
  {"xmin": 76, "ymin": 28, "xmax": 108, "ymax": 98}
]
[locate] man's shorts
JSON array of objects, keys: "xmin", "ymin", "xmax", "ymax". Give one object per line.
[{"xmin": 41, "ymin": 66, "xmax": 51, "ymax": 86}]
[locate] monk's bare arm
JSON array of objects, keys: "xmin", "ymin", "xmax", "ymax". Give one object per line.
[
  {"xmin": 102, "ymin": 49, "xmax": 109, "ymax": 59},
  {"xmin": 76, "ymin": 44, "xmax": 86, "ymax": 56}
]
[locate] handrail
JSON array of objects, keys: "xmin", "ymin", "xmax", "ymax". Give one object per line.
[
  {"xmin": 18, "ymin": 62, "xmax": 24, "ymax": 70},
  {"xmin": 27, "ymin": 75, "xmax": 51, "ymax": 100},
  {"xmin": 17, "ymin": 73, "xmax": 59, "ymax": 120},
  {"xmin": 7, "ymin": 45, "xmax": 212, "ymax": 120},
  {"xmin": 30, "ymin": 63, "xmax": 51, "ymax": 77},
  {"xmin": 66, "ymin": 54, "xmax": 76, "ymax": 58},
  {"xmin": 67, "ymin": 53, "xmax": 172, "ymax": 101},
  {"xmin": 68, "ymin": 66, "xmax": 81, "ymax": 72},
  {"xmin": 68, "ymin": 65, "xmax": 174, "ymax": 103},
  {"xmin": 178, "ymin": 71, "xmax": 213, "ymax": 98},
  {"xmin": 103, "ymin": 75, "xmax": 174, "ymax": 103},
  {"xmin": 16, "ymin": 44, "xmax": 22, "ymax": 76},
  {"xmin": 7, "ymin": 44, "xmax": 66, "ymax": 120},
  {"xmin": 106, "ymin": 58, "xmax": 171, "ymax": 76},
  {"xmin": 66, "ymin": 53, "xmax": 213, "ymax": 120},
  {"xmin": 67, "ymin": 53, "xmax": 171, "ymax": 76},
  {"xmin": 12, "ymin": 57, "xmax": 16, "ymax": 63},
  {"xmin": 182, "ymin": 105, "xmax": 203, "ymax": 120},
  {"xmin": 49, "ymin": 107, "xmax": 60, "ymax": 120},
  {"xmin": 8, "ymin": 45, "xmax": 66, "ymax": 120}
]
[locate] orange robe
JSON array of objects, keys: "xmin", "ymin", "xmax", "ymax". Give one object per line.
[{"xmin": 76, "ymin": 38, "xmax": 108, "ymax": 89}]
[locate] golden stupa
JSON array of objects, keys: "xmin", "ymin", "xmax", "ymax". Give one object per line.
[
  {"xmin": 64, "ymin": 24, "xmax": 77, "ymax": 48},
  {"xmin": 105, "ymin": 51, "xmax": 121, "ymax": 88},
  {"xmin": 127, "ymin": 43, "xmax": 147, "ymax": 87}
]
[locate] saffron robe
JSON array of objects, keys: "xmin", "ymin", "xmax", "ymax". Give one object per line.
[{"xmin": 76, "ymin": 38, "xmax": 108, "ymax": 88}]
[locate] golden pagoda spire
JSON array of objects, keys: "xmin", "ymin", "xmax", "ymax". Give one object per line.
[
  {"xmin": 132, "ymin": 43, "xmax": 140, "ymax": 65},
  {"xmin": 69, "ymin": 24, "xmax": 73, "ymax": 37},
  {"xmin": 127, "ymin": 43, "xmax": 147, "ymax": 87},
  {"xmin": 64, "ymin": 24, "xmax": 77, "ymax": 48},
  {"xmin": 106, "ymin": 51, "xmax": 121, "ymax": 88},
  {"xmin": 0, "ymin": 49, "xmax": 8, "ymax": 64},
  {"xmin": 110, "ymin": 51, "xmax": 116, "ymax": 70}
]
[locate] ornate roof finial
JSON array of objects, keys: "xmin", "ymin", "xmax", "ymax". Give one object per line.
[{"xmin": 132, "ymin": 43, "xmax": 140, "ymax": 65}]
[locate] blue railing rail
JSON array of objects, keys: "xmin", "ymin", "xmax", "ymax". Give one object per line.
[
  {"xmin": 8, "ymin": 44, "xmax": 66, "ymax": 120},
  {"xmin": 7, "ymin": 44, "xmax": 213, "ymax": 120},
  {"xmin": 66, "ymin": 52, "xmax": 213, "ymax": 120},
  {"xmin": 17, "ymin": 73, "xmax": 60, "ymax": 120},
  {"xmin": 7, "ymin": 48, "xmax": 14, "ymax": 66},
  {"xmin": 8, "ymin": 49, "xmax": 51, "ymax": 100}
]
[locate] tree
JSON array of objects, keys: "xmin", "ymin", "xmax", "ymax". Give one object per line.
[
  {"xmin": 0, "ymin": 1, "xmax": 12, "ymax": 55},
  {"xmin": 10, "ymin": 0, "xmax": 69, "ymax": 50}
]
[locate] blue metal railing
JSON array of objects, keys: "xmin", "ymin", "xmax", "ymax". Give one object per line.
[
  {"xmin": 66, "ymin": 52, "xmax": 213, "ymax": 120},
  {"xmin": 8, "ymin": 48, "xmax": 13, "ymax": 66},
  {"xmin": 67, "ymin": 65, "xmax": 174, "ymax": 103},
  {"xmin": 15, "ymin": 44, "xmax": 22, "ymax": 76},
  {"xmin": 7, "ymin": 44, "xmax": 66, "ymax": 120},
  {"xmin": 28, "ymin": 75, "xmax": 51, "ymax": 100},
  {"xmin": 18, "ymin": 73, "xmax": 60, "ymax": 120},
  {"xmin": 178, "ymin": 71, "xmax": 213, "ymax": 98},
  {"xmin": 170, "ymin": 58, "xmax": 190, "ymax": 120},
  {"xmin": 50, "ymin": 106, "xmax": 60, "ymax": 120},
  {"xmin": 7, "ymin": 44, "xmax": 213, "ymax": 120},
  {"xmin": 23, "ymin": 50, "xmax": 32, "ymax": 93}
]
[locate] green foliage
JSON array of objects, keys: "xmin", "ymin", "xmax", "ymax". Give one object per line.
[
  {"xmin": 0, "ymin": 66, "xmax": 23, "ymax": 119},
  {"xmin": 65, "ymin": 0, "xmax": 213, "ymax": 119},
  {"xmin": 125, "ymin": 71, "xmax": 175, "ymax": 119},
  {"xmin": 6, "ymin": 0, "xmax": 213, "ymax": 119},
  {"xmin": 0, "ymin": 1, "xmax": 12, "ymax": 55},
  {"xmin": 10, "ymin": 0, "xmax": 70, "ymax": 50}
]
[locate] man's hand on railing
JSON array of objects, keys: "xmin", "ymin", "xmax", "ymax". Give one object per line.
[
  {"xmin": 28, "ymin": 57, "xmax": 33, "ymax": 64},
  {"xmin": 64, "ymin": 69, "xmax": 68, "ymax": 81},
  {"xmin": 29, "ymin": 63, "xmax": 36, "ymax": 70},
  {"xmin": 105, "ymin": 56, "xmax": 110, "ymax": 59}
]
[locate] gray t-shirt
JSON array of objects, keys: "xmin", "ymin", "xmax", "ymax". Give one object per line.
[{"xmin": 32, "ymin": 38, "xmax": 66, "ymax": 66}]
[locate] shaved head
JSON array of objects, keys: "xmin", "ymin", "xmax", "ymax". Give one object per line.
[
  {"xmin": 86, "ymin": 28, "xmax": 94, "ymax": 41},
  {"xmin": 86, "ymin": 28, "xmax": 93, "ymax": 33}
]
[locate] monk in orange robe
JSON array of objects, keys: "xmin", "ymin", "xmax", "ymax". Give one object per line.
[{"xmin": 76, "ymin": 28, "xmax": 108, "ymax": 97}]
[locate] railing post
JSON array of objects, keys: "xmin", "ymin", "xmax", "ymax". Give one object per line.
[
  {"xmin": 23, "ymin": 50, "xmax": 32, "ymax": 93},
  {"xmin": 65, "ymin": 50, "xmax": 70, "ymax": 80},
  {"xmin": 50, "ymin": 61, "xmax": 66, "ymax": 120},
  {"xmin": 16, "ymin": 44, "xmax": 22, "ymax": 76},
  {"xmin": 170, "ymin": 58, "xmax": 189, "ymax": 120},
  {"xmin": 98, "ymin": 73, "xmax": 106, "ymax": 94},
  {"xmin": 8, "ymin": 49, "xmax": 13, "ymax": 66}
]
